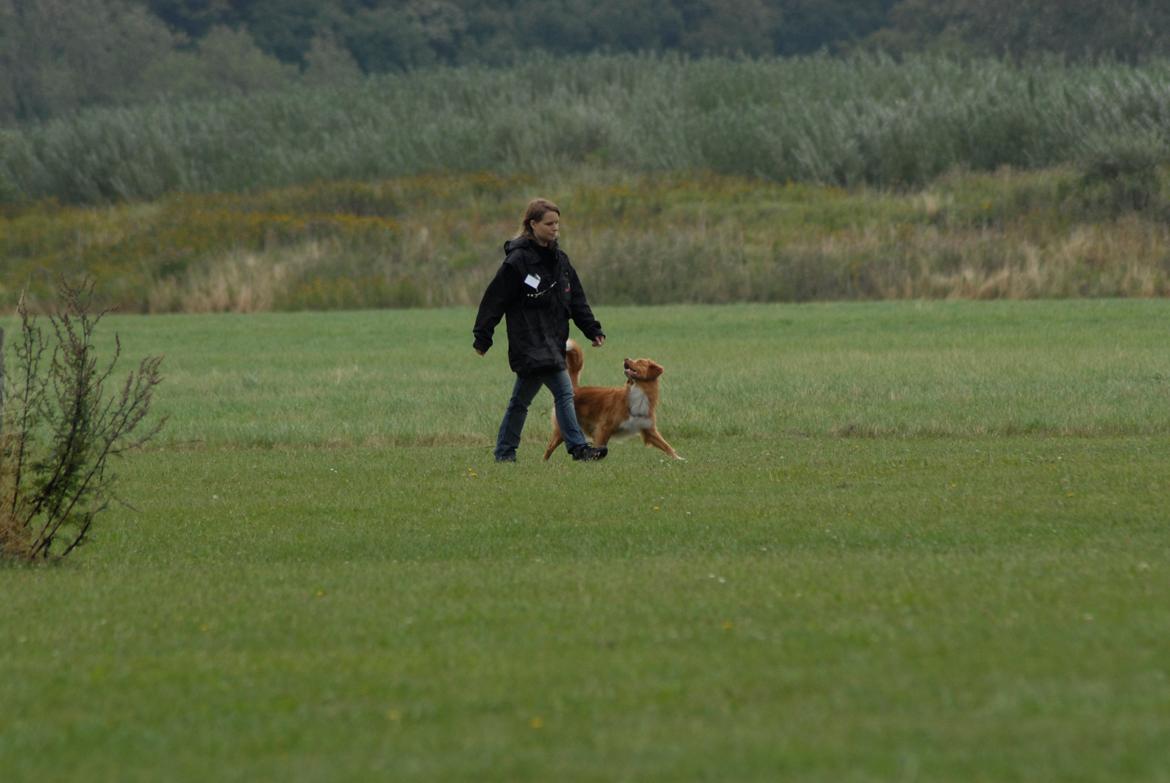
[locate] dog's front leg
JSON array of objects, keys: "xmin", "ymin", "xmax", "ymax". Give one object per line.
[
  {"xmin": 591, "ymin": 423, "xmax": 616, "ymax": 450},
  {"xmin": 642, "ymin": 428, "xmax": 683, "ymax": 460}
]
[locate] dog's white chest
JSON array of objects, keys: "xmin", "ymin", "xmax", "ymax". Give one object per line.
[{"xmin": 617, "ymin": 385, "xmax": 654, "ymax": 435}]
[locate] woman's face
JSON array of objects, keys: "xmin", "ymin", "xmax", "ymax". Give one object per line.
[{"xmin": 529, "ymin": 211, "xmax": 560, "ymax": 245}]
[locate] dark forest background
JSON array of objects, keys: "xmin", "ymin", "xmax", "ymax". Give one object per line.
[{"xmin": 3, "ymin": 0, "xmax": 1169, "ymax": 124}]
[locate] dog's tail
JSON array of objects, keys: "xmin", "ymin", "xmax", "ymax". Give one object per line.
[{"xmin": 565, "ymin": 339, "xmax": 584, "ymax": 388}]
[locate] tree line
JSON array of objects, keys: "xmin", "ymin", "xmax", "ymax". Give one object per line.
[{"xmin": 2, "ymin": 0, "xmax": 1169, "ymax": 124}]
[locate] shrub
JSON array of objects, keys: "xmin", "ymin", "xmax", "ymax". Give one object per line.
[
  {"xmin": 0, "ymin": 280, "xmax": 164, "ymax": 561},
  {"xmin": 1073, "ymin": 130, "xmax": 1169, "ymax": 218}
]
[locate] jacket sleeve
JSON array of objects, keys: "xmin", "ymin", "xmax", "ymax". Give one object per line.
[
  {"xmin": 567, "ymin": 265, "xmax": 604, "ymax": 342},
  {"xmin": 472, "ymin": 262, "xmax": 520, "ymax": 353}
]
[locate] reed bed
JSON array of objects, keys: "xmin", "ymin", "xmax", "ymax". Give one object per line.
[{"xmin": 3, "ymin": 54, "xmax": 1170, "ymax": 205}]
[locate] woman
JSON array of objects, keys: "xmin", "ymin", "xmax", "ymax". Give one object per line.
[{"xmin": 473, "ymin": 198, "xmax": 608, "ymax": 462}]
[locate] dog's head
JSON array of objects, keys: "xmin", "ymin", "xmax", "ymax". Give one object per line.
[{"xmin": 623, "ymin": 357, "xmax": 663, "ymax": 382}]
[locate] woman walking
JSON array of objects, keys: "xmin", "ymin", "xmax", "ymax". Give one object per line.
[{"xmin": 473, "ymin": 198, "xmax": 607, "ymax": 462}]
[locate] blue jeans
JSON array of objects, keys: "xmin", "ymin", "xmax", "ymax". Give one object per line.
[{"xmin": 494, "ymin": 369, "xmax": 588, "ymax": 460}]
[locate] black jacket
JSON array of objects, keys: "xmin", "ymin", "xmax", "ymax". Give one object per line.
[{"xmin": 473, "ymin": 237, "xmax": 605, "ymax": 376}]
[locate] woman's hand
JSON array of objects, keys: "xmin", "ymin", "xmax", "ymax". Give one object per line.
[{"xmin": 591, "ymin": 335, "xmax": 605, "ymax": 347}]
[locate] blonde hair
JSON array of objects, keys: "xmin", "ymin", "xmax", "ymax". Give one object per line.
[{"xmin": 518, "ymin": 198, "xmax": 560, "ymax": 238}]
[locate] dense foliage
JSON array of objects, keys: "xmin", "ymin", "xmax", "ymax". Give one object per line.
[
  {"xmin": 3, "ymin": 0, "xmax": 1169, "ymax": 124},
  {"xmin": 4, "ymin": 54, "xmax": 1169, "ymax": 206}
]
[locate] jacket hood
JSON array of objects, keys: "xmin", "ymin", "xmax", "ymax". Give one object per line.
[
  {"xmin": 504, "ymin": 236, "xmax": 558, "ymax": 255},
  {"xmin": 503, "ymin": 237, "xmax": 529, "ymax": 254}
]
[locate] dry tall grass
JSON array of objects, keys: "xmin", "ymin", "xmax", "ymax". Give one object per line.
[{"xmin": 2, "ymin": 168, "xmax": 1169, "ymax": 313}]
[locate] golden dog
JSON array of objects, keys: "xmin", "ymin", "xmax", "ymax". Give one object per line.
[{"xmin": 543, "ymin": 340, "xmax": 683, "ymax": 460}]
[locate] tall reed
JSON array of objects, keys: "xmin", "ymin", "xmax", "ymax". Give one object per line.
[{"xmin": 3, "ymin": 54, "xmax": 1170, "ymax": 205}]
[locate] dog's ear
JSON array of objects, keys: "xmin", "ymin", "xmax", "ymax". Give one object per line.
[{"xmin": 644, "ymin": 361, "xmax": 664, "ymax": 380}]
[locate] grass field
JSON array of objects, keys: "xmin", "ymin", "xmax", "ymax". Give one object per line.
[{"xmin": 2, "ymin": 301, "xmax": 1169, "ymax": 781}]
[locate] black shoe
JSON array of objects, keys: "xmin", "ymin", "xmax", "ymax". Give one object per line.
[
  {"xmin": 495, "ymin": 454, "xmax": 516, "ymax": 463},
  {"xmin": 571, "ymin": 444, "xmax": 608, "ymax": 462}
]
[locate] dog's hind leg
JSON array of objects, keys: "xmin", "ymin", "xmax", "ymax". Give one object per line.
[
  {"xmin": 641, "ymin": 428, "xmax": 683, "ymax": 460},
  {"xmin": 543, "ymin": 426, "xmax": 564, "ymax": 460}
]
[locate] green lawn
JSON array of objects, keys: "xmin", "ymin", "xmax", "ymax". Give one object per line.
[{"xmin": 2, "ymin": 301, "xmax": 1169, "ymax": 782}]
